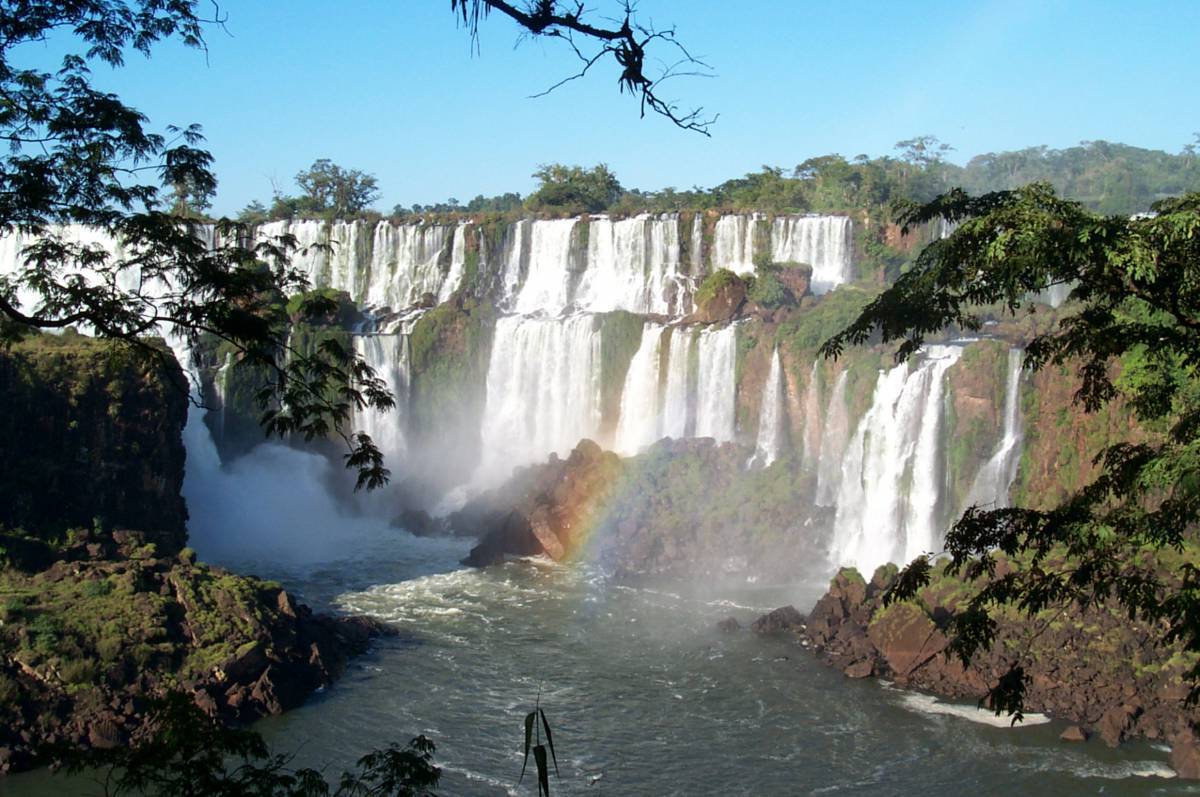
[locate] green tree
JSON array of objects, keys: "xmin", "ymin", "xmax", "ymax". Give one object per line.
[
  {"xmin": 294, "ymin": 159, "xmax": 380, "ymax": 217},
  {"xmin": 822, "ymin": 183, "xmax": 1200, "ymax": 714},
  {"xmin": 526, "ymin": 163, "xmax": 623, "ymax": 213}
]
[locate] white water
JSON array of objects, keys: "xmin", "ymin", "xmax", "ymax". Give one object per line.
[
  {"xmin": 828, "ymin": 345, "xmax": 963, "ymax": 575},
  {"xmin": 613, "ymin": 323, "xmax": 664, "ymax": 455},
  {"xmin": 966, "ymin": 349, "xmax": 1025, "ymax": 508},
  {"xmin": 693, "ymin": 324, "xmax": 738, "ymax": 442},
  {"xmin": 770, "ymin": 215, "xmax": 854, "ymax": 294},
  {"xmin": 353, "ymin": 334, "xmax": 411, "ymax": 464},
  {"xmin": 815, "ymin": 370, "xmax": 849, "ymax": 506},
  {"xmin": 659, "ymin": 327, "xmax": 695, "ymax": 439},
  {"xmin": 509, "ymin": 218, "xmax": 578, "ymax": 316},
  {"xmin": 575, "ymin": 214, "xmax": 687, "ymax": 315},
  {"xmin": 477, "ymin": 314, "xmax": 602, "ymax": 484},
  {"xmin": 751, "ymin": 347, "xmax": 785, "ymax": 467},
  {"xmin": 712, "ymin": 214, "xmax": 760, "ymax": 273}
]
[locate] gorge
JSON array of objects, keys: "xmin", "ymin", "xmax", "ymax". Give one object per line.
[{"xmin": 1, "ymin": 210, "xmax": 1195, "ymax": 794}]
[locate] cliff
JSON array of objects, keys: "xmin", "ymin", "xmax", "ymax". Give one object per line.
[
  {"xmin": 0, "ymin": 332, "xmax": 389, "ymax": 775},
  {"xmin": 0, "ymin": 333, "xmax": 188, "ymax": 553}
]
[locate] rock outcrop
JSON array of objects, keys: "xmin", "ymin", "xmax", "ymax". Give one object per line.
[
  {"xmin": 0, "ymin": 533, "xmax": 390, "ymax": 774},
  {"xmin": 786, "ymin": 561, "xmax": 1200, "ymax": 776},
  {"xmin": 455, "ymin": 438, "xmax": 831, "ymax": 581},
  {"xmin": 0, "ymin": 333, "xmax": 188, "ymax": 553}
]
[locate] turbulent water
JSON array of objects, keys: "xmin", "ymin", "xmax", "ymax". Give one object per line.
[{"xmin": 4, "ymin": 528, "xmax": 1186, "ymax": 797}]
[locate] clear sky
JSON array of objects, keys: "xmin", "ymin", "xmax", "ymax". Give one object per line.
[{"xmin": 21, "ymin": 1, "xmax": 1200, "ymax": 215}]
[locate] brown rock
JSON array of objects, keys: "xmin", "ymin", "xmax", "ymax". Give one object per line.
[
  {"xmin": 1060, "ymin": 725, "xmax": 1088, "ymax": 742},
  {"xmin": 1097, "ymin": 704, "xmax": 1141, "ymax": 747},
  {"xmin": 86, "ymin": 718, "xmax": 123, "ymax": 750},
  {"xmin": 1170, "ymin": 729, "xmax": 1200, "ymax": 779},
  {"xmin": 866, "ymin": 603, "xmax": 948, "ymax": 680},
  {"xmin": 844, "ymin": 659, "xmax": 874, "ymax": 679}
]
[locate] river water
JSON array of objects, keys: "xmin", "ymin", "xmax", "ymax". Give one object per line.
[{"xmin": 6, "ymin": 521, "xmax": 1192, "ymax": 797}]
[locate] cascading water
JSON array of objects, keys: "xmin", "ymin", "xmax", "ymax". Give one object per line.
[
  {"xmin": 477, "ymin": 314, "xmax": 602, "ymax": 484},
  {"xmin": 613, "ymin": 323, "xmax": 664, "ymax": 455},
  {"xmin": 712, "ymin": 214, "xmax": 760, "ymax": 273},
  {"xmin": 694, "ymin": 324, "xmax": 738, "ymax": 442},
  {"xmin": 353, "ymin": 334, "xmax": 411, "ymax": 464},
  {"xmin": 815, "ymin": 370, "xmax": 849, "ymax": 505},
  {"xmin": 828, "ymin": 345, "xmax": 963, "ymax": 575},
  {"xmin": 509, "ymin": 218, "xmax": 578, "ymax": 316},
  {"xmin": 770, "ymin": 216, "xmax": 853, "ymax": 294},
  {"xmin": 965, "ymin": 349, "xmax": 1025, "ymax": 508},
  {"xmin": 659, "ymin": 327, "xmax": 695, "ymax": 440},
  {"xmin": 575, "ymin": 215, "xmax": 685, "ymax": 315},
  {"xmin": 750, "ymin": 347, "xmax": 784, "ymax": 467}
]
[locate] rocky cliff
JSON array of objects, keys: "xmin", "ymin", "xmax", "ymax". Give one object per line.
[
  {"xmin": 774, "ymin": 560, "xmax": 1200, "ymax": 777},
  {"xmin": 0, "ymin": 333, "xmax": 188, "ymax": 553},
  {"xmin": 0, "ymin": 333, "xmax": 389, "ymax": 775}
]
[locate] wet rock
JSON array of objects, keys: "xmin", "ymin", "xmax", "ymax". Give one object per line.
[
  {"xmin": 1059, "ymin": 725, "xmax": 1088, "ymax": 742},
  {"xmin": 1097, "ymin": 704, "xmax": 1141, "ymax": 747},
  {"xmin": 1170, "ymin": 729, "xmax": 1200, "ymax": 779},
  {"xmin": 717, "ymin": 617, "xmax": 741, "ymax": 633},
  {"xmin": 751, "ymin": 606, "xmax": 805, "ymax": 634}
]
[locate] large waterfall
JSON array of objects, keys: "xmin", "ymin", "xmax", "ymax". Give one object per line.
[
  {"xmin": 0, "ymin": 216, "xmax": 1029, "ymax": 580},
  {"xmin": 478, "ymin": 314, "xmax": 602, "ymax": 484},
  {"xmin": 827, "ymin": 345, "xmax": 963, "ymax": 575}
]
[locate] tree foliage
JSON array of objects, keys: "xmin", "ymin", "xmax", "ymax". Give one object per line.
[
  {"xmin": 0, "ymin": 1, "xmax": 393, "ymax": 488},
  {"xmin": 823, "ymin": 184, "xmax": 1200, "ymax": 714},
  {"xmin": 293, "ymin": 159, "xmax": 380, "ymax": 217},
  {"xmin": 525, "ymin": 163, "xmax": 622, "ymax": 213}
]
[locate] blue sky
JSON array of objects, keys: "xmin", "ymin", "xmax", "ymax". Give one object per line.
[{"xmin": 22, "ymin": 1, "xmax": 1199, "ymax": 215}]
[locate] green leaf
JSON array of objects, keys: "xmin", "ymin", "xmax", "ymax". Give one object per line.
[
  {"xmin": 538, "ymin": 708, "xmax": 560, "ymax": 778},
  {"xmin": 518, "ymin": 710, "xmax": 535, "ymax": 785}
]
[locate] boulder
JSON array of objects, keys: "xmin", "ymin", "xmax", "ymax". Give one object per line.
[
  {"xmin": 866, "ymin": 603, "xmax": 948, "ymax": 680},
  {"xmin": 716, "ymin": 617, "xmax": 741, "ymax": 633},
  {"xmin": 752, "ymin": 605, "xmax": 805, "ymax": 634},
  {"xmin": 1059, "ymin": 725, "xmax": 1088, "ymax": 742},
  {"xmin": 1170, "ymin": 729, "xmax": 1200, "ymax": 779}
]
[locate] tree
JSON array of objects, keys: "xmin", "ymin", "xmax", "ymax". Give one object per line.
[
  {"xmin": 525, "ymin": 163, "xmax": 623, "ymax": 213},
  {"xmin": 294, "ymin": 159, "xmax": 380, "ymax": 217},
  {"xmin": 0, "ymin": 2, "xmax": 393, "ymax": 489},
  {"xmin": 821, "ymin": 183, "xmax": 1200, "ymax": 714}
]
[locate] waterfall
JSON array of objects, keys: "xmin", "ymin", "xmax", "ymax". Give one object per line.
[
  {"xmin": 613, "ymin": 323, "xmax": 665, "ymax": 455},
  {"xmin": 828, "ymin": 345, "xmax": 962, "ymax": 575},
  {"xmin": 353, "ymin": 333, "xmax": 411, "ymax": 464},
  {"xmin": 510, "ymin": 219, "xmax": 578, "ymax": 316},
  {"xmin": 712, "ymin": 215, "xmax": 759, "ymax": 273},
  {"xmin": 750, "ymin": 347, "xmax": 785, "ymax": 467},
  {"xmin": 694, "ymin": 324, "xmax": 738, "ymax": 442},
  {"xmin": 815, "ymin": 370, "xmax": 849, "ymax": 505},
  {"xmin": 769, "ymin": 216, "xmax": 853, "ymax": 294},
  {"xmin": 575, "ymin": 215, "xmax": 683, "ymax": 315},
  {"xmin": 965, "ymin": 349, "xmax": 1025, "ymax": 508},
  {"xmin": 478, "ymin": 314, "xmax": 602, "ymax": 484},
  {"xmin": 660, "ymin": 327, "xmax": 694, "ymax": 439},
  {"xmin": 800, "ymin": 361, "xmax": 823, "ymax": 471},
  {"xmin": 437, "ymin": 224, "xmax": 468, "ymax": 303}
]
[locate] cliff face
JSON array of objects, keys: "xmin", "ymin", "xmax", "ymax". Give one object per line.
[{"xmin": 0, "ymin": 334, "xmax": 188, "ymax": 553}]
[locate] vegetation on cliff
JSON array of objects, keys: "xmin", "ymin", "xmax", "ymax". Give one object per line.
[
  {"xmin": 0, "ymin": 333, "xmax": 188, "ymax": 553},
  {"xmin": 823, "ymin": 184, "xmax": 1200, "ymax": 716}
]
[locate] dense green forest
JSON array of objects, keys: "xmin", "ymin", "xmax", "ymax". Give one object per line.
[{"xmin": 248, "ymin": 138, "xmax": 1200, "ymax": 223}]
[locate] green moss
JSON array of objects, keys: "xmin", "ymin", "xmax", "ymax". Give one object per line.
[{"xmin": 695, "ymin": 268, "xmax": 743, "ymax": 308}]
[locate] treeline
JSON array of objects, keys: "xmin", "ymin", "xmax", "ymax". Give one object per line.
[{"xmin": 235, "ymin": 136, "xmax": 1200, "ymax": 224}]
